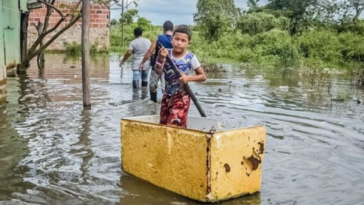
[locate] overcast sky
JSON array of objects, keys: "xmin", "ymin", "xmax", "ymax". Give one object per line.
[{"xmin": 110, "ymin": 0, "xmax": 257, "ymax": 25}]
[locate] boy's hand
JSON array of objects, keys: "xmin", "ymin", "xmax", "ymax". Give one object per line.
[
  {"xmin": 139, "ymin": 64, "xmax": 143, "ymax": 72},
  {"xmin": 158, "ymin": 47, "xmax": 168, "ymax": 61},
  {"xmin": 178, "ymin": 73, "xmax": 190, "ymax": 84}
]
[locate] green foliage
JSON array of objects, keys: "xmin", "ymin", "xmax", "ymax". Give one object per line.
[
  {"xmin": 344, "ymin": 0, "xmax": 364, "ymax": 22},
  {"xmin": 193, "ymin": 0, "xmax": 238, "ymax": 42},
  {"xmin": 253, "ymin": 30, "xmax": 300, "ymax": 67},
  {"xmin": 64, "ymin": 42, "xmax": 81, "ymax": 55},
  {"xmin": 120, "ymin": 9, "xmax": 138, "ymax": 25},
  {"xmin": 338, "ymin": 31, "xmax": 364, "ymax": 61},
  {"xmin": 298, "ymin": 30, "xmax": 342, "ymax": 64},
  {"xmin": 110, "ymin": 19, "xmax": 118, "ymax": 26},
  {"xmin": 247, "ymin": 0, "xmax": 260, "ymax": 9},
  {"xmin": 266, "ymin": 0, "xmax": 318, "ymax": 34},
  {"xmin": 188, "ymin": 29, "xmax": 300, "ymax": 68},
  {"xmin": 336, "ymin": 20, "xmax": 364, "ymax": 34},
  {"xmin": 110, "ymin": 22, "xmax": 160, "ymax": 48},
  {"xmin": 64, "ymin": 41, "xmax": 108, "ymax": 56},
  {"xmin": 137, "ymin": 17, "xmax": 152, "ymax": 30},
  {"xmin": 237, "ymin": 12, "xmax": 289, "ymax": 35},
  {"xmin": 190, "ymin": 31, "xmax": 252, "ymax": 62},
  {"xmin": 90, "ymin": 41, "xmax": 109, "ymax": 55}
]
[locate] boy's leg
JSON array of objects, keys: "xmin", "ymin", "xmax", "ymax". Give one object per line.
[
  {"xmin": 165, "ymin": 93, "xmax": 191, "ymax": 128},
  {"xmin": 149, "ymin": 70, "xmax": 159, "ymax": 103},
  {"xmin": 159, "ymin": 94, "xmax": 170, "ymax": 125},
  {"xmin": 141, "ymin": 69, "xmax": 149, "ymax": 87},
  {"xmin": 132, "ymin": 70, "xmax": 140, "ymax": 89}
]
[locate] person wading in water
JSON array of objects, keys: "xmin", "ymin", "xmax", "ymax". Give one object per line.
[
  {"xmin": 139, "ymin": 21, "xmax": 174, "ymax": 103},
  {"xmin": 120, "ymin": 27, "xmax": 151, "ymax": 90}
]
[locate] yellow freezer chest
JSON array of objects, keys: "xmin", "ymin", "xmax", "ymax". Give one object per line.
[{"xmin": 121, "ymin": 115, "xmax": 266, "ymax": 203}]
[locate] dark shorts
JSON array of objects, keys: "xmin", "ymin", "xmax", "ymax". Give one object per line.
[{"xmin": 160, "ymin": 92, "xmax": 191, "ymax": 128}]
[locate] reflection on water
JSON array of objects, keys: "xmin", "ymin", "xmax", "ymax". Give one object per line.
[
  {"xmin": 0, "ymin": 54, "xmax": 364, "ymax": 205},
  {"xmin": 0, "ymin": 74, "xmax": 35, "ymax": 200},
  {"xmin": 119, "ymin": 175, "xmax": 262, "ymax": 205}
]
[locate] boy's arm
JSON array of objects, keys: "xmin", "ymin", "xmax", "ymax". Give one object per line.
[
  {"xmin": 191, "ymin": 67, "xmax": 207, "ymax": 82},
  {"xmin": 154, "ymin": 58, "xmax": 164, "ymax": 76},
  {"xmin": 154, "ymin": 47, "xmax": 168, "ymax": 76},
  {"xmin": 139, "ymin": 40, "xmax": 157, "ymax": 71},
  {"xmin": 179, "ymin": 55, "xmax": 206, "ymax": 84},
  {"xmin": 179, "ymin": 67, "xmax": 206, "ymax": 84}
]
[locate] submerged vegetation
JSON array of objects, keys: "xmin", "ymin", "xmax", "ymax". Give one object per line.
[{"xmin": 64, "ymin": 41, "xmax": 109, "ymax": 56}]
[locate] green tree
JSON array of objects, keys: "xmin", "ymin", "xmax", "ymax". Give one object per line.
[
  {"xmin": 137, "ymin": 17, "xmax": 152, "ymax": 30},
  {"xmin": 19, "ymin": 0, "xmax": 83, "ymax": 71},
  {"xmin": 298, "ymin": 29, "xmax": 342, "ymax": 63},
  {"xmin": 330, "ymin": 0, "xmax": 364, "ymax": 33},
  {"xmin": 120, "ymin": 9, "xmax": 138, "ymax": 24},
  {"xmin": 309, "ymin": 0, "xmax": 341, "ymax": 26},
  {"xmin": 266, "ymin": 0, "xmax": 318, "ymax": 34},
  {"xmin": 348, "ymin": 0, "xmax": 364, "ymax": 22},
  {"xmin": 193, "ymin": 0, "xmax": 238, "ymax": 42},
  {"xmin": 248, "ymin": 0, "xmax": 259, "ymax": 8},
  {"xmin": 247, "ymin": 0, "xmax": 261, "ymax": 13},
  {"xmin": 237, "ymin": 12, "xmax": 289, "ymax": 35},
  {"xmin": 110, "ymin": 19, "xmax": 118, "ymax": 26}
]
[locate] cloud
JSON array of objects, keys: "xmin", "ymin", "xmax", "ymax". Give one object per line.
[{"xmin": 111, "ymin": 0, "xmax": 250, "ymax": 25}]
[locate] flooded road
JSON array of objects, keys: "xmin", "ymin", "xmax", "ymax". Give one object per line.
[{"xmin": 1, "ymin": 54, "xmax": 364, "ymax": 205}]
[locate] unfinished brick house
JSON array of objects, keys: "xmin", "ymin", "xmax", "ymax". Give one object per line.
[{"xmin": 27, "ymin": 0, "xmax": 110, "ymax": 50}]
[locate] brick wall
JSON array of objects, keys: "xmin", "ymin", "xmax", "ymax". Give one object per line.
[
  {"xmin": 27, "ymin": 0, "xmax": 110, "ymax": 50},
  {"xmin": 0, "ymin": 65, "xmax": 6, "ymax": 106}
]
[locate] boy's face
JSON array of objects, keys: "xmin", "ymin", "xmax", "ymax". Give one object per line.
[{"xmin": 172, "ymin": 32, "xmax": 190, "ymax": 53}]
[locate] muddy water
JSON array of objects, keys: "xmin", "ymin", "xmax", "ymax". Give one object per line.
[{"xmin": 1, "ymin": 54, "xmax": 364, "ymax": 205}]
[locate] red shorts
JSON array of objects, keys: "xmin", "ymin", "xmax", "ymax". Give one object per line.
[{"xmin": 160, "ymin": 92, "xmax": 191, "ymax": 128}]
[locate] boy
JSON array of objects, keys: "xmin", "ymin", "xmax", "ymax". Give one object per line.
[
  {"xmin": 119, "ymin": 27, "xmax": 151, "ymax": 89},
  {"xmin": 155, "ymin": 25, "xmax": 206, "ymax": 128}
]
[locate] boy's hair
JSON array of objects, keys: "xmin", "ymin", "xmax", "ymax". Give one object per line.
[
  {"xmin": 134, "ymin": 27, "xmax": 143, "ymax": 37},
  {"xmin": 173, "ymin": 25, "xmax": 192, "ymax": 41},
  {"xmin": 163, "ymin": 21, "xmax": 174, "ymax": 32}
]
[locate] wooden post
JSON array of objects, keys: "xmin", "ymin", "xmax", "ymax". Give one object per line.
[
  {"xmin": 82, "ymin": 0, "xmax": 91, "ymax": 108},
  {"xmin": 20, "ymin": 13, "xmax": 29, "ymax": 64}
]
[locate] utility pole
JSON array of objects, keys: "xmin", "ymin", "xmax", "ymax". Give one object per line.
[
  {"xmin": 82, "ymin": 0, "xmax": 91, "ymax": 108},
  {"xmin": 121, "ymin": 0, "xmax": 124, "ymax": 47},
  {"xmin": 111, "ymin": 0, "xmax": 138, "ymax": 47}
]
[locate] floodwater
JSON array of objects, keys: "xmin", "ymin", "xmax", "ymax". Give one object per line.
[{"xmin": 1, "ymin": 54, "xmax": 364, "ymax": 205}]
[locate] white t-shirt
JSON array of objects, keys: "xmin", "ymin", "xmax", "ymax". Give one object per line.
[
  {"xmin": 164, "ymin": 50, "xmax": 202, "ymax": 95},
  {"xmin": 129, "ymin": 37, "xmax": 151, "ymax": 70}
]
